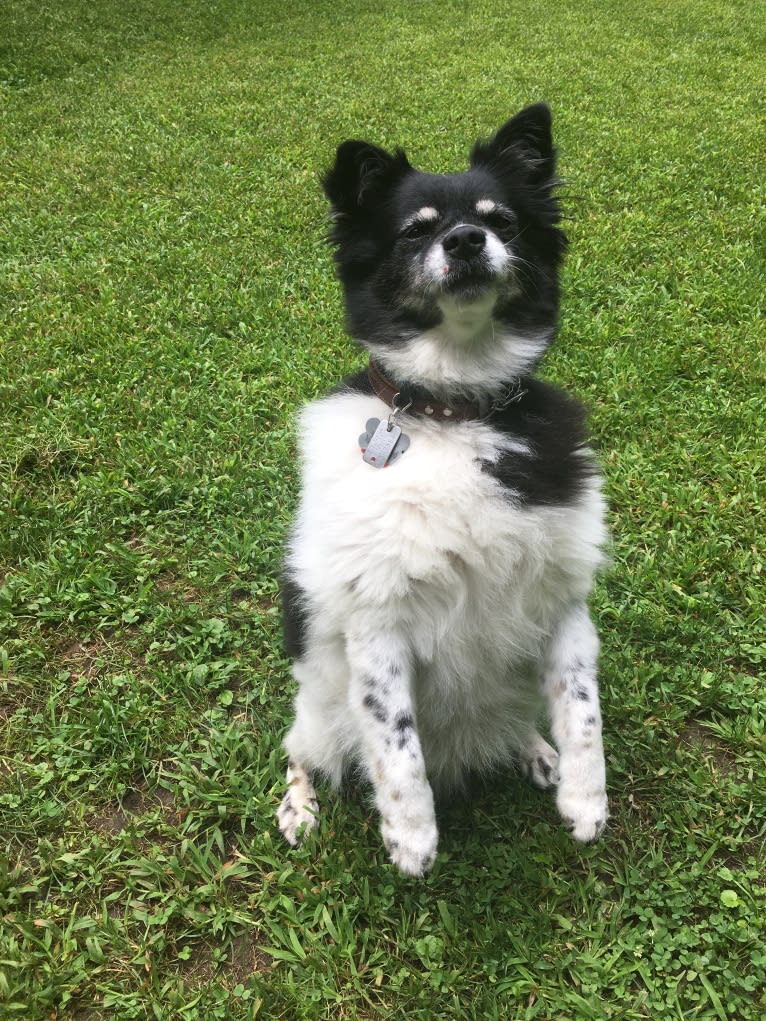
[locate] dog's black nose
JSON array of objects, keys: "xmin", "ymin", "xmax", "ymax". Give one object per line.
[{"xmin": 442, "ymin": 225, "xmax": 486, "ymax": 259}]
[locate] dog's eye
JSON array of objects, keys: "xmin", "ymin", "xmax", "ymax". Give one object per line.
[
  {"xmin": 399, "ymin": 219, "xmax": 437, "ymax": 240},
  {"xmin": 483, "ymin": 210, "xmax": 517, "ymax": 233}
]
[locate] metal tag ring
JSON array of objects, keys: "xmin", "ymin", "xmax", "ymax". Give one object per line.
[{"xmin": 387, "ymin": 391, "xmax": 414, "ymax": 430}]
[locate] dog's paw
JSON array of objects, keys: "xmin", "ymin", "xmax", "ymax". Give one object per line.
[
  {"xmin": 557, "ymin": 785, "xmax": 608, "ymax": 843},
  {"xmin": 519, "ymin": 735, "xmax": 560, "ymax": 790},
  {"xmin": 382, "ymin": 818, "xmax": 439, "ymax": 877},
  {"xmin": 277, "ymin": 763, "xmax": 319, "ymax": 846}
]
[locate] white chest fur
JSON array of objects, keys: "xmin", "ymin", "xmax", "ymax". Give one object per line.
[{"xmin": 289, "ymin": 391, "xmax": 607, "ymax": 670}]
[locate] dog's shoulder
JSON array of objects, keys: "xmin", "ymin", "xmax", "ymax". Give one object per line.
[{"xmin": 484, "ymin": 378, "xmax": 599, "ymax": 506}]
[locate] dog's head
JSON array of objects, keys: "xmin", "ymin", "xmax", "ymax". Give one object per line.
[{"xmin": 323, "ymin": 104, "xmax": 567, "ymax": 392}]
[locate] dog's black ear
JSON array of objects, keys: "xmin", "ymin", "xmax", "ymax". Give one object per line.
[
  {"xmin": 471, "ymin": 103, "xmax": 555, "ymax": 184},
  {"xmin": 323, "ymin": 140, "xmax": 412, "ymax": 214}
]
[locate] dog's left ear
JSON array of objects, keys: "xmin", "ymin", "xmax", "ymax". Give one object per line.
[{"xmin": 471, "ymin": 103, "xmax": 555, "ymax": 184}]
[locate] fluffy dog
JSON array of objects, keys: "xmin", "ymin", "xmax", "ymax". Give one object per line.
[{"xmin": 277, "ymin": 103, "xmax": 608, "ymax": 875}]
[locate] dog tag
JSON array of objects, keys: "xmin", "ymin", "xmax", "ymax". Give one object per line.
[{"xmin": 359, "ymin": 417, "xmax": 410, "ymax": 468}]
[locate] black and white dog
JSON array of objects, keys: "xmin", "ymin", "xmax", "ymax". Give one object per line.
[{"xmin": 277, "ymin": 103, "xmax": 608, "ymax": 875}]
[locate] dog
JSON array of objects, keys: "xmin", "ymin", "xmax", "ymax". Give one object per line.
[{"xmin": 277, "ymin": 103, "xmax": 609, "ymax": 876}]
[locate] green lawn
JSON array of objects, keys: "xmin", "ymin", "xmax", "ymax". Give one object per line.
[{"xmin": 1, "ymin": 1, "xmax": 764, "ymax": 1018}]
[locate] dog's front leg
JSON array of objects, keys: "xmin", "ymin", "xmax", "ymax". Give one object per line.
[
  {"xmin": 543, "ymin": 604, "xmax": 609, "ymax": 842},
  {"xmin": 346, "ymin": 628, "xmax": 437, "ymax": 876}
]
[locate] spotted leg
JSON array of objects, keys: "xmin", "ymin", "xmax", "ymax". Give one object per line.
[
  {"xmin": 346, "ymin": 628, "xmax": 437, "ymax": 876},
  {"xmin": 543, "ymin": 604, "xmax": 608, "ymax": 841}
]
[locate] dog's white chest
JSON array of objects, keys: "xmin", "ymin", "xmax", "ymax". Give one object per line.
[
  {"xmin": 290, "ymin": 391, "xmax": 606, "ymax": 663},
  {"xmin": 295, "ymin": 391, "xmax": 511, "ymax": 558}
]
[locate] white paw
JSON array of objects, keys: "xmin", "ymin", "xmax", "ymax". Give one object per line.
[
  {"xmin": 277, "ymin": 765, "xmax": 319, "ymax": 845},
  {"xmin": 557, "ymin": 785, "xmax": 608, "ymax": 843},
  {"xmin": 519, "ymin": 736, "xmax": 560, "ymax": 790},
  {"xmin": 382, "ymin": 817, "xmax": 439, "ymax": 876}
]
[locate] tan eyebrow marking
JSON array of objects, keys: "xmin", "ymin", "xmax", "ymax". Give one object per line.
[{"xmin": 402, "ymin": 206, "xmax": 440, "ymax": 230}]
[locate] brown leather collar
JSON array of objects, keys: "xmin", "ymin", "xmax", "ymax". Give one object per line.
[
  {"xmin": 368, "ymin": 359, "xmax": 485, "ymax": 422},
  {"xmin": 367, "ymin": 359, "xmax": 527, "ymax": 421}
]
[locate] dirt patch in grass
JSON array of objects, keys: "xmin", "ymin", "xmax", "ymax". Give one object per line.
[
  {"xmin": 678, "ymin": 721, "xmax": 737, "ymax": 777},
  {"xmin": 61, "ymin": 634, "xmax": 113, "ymax": 679},
  {"xmin": 179, "ymin": 931, "xmax": 271, "ymax": 988},
  {"xmin": 88, "ymin": 781, "xmax": 183, "ymax": 836},
  {"xmin": 13, "ymin": 440, "xmax": 93, "ymax": 479},
  {"xmin": 154, "ymin": 571, "xmax": 203, "ymax": 605},
  {"xmin": 255, "ymin": 593, "xmax": 277, "ymax": 613},
  {"xmin": 229, "ymin": 932, "xmax": 271, "ymax": 980}
]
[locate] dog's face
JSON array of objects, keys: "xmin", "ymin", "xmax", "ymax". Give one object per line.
[
  {"xmin": 385, "ymin": 169, "xmax": 521, "ymax": 307},
  {"xmin": 323, "ymin": 103, "xmax": 566, "ymax": 381}
]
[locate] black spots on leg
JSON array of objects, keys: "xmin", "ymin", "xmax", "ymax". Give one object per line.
[
  {"xmin": 418, "ymin": 854, "xmax": 434, "ymax": 875},
  {"xmin": 536, "ymin": 755, "xmax": 554, "ymax": 784},
  {"xmin": 394, "ymin": 711, "xmax": 414, "ymax": 732},
  {"xmin": 567, "ymin": 658, "xmax": 589, "ymax": 682},
  {"xmin": 563, "ymin": 661, "xmax": 594, "ymax": 702},
  {"xmin": 393, "ymin": 711, "xmax": 415, "ymax": 750},
  {"xmin": 581, "ymin": 715, "xmax": 598, "ymax": 738},
  {"xmin": 363, "ymin": 693, "xmax": 389, "ymax": 724},
  {"xmin": 563, "ymin": 667, "xmax": 590, "ymax": 701},
  {"xmin": 364, "ymin": 671, "xmax": 393, "ymax": 696},
  {"xmin": 280, "ymin": 791, "xmax": 296, "ymax": 816}
]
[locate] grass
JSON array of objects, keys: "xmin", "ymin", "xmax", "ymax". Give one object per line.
[{"xmin": 1, "ymin": 0, "xmax": 764, "ymax": 1017}]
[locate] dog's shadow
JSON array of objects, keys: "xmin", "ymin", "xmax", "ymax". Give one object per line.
[{"xmin": 330, "ymin": 765, "xmax": 560, "ymax": 863}]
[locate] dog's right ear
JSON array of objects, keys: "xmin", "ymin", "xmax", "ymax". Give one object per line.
[{"xmin": 323, "ymin": 141, "xmax": 412, "ymax": 215}]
